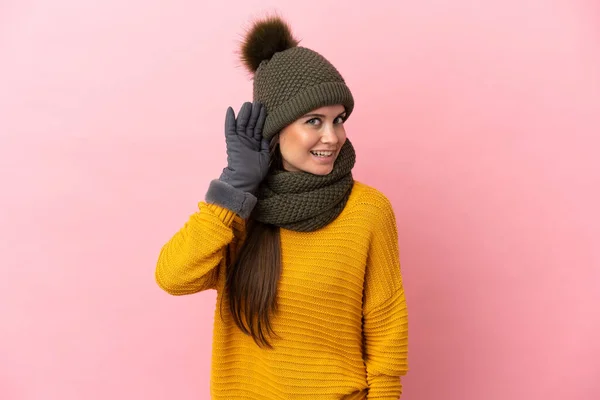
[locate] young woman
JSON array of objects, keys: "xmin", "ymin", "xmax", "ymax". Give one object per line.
[{"xmin": 155, "ymin": 16, "xmax": 408, "ymax": 399}]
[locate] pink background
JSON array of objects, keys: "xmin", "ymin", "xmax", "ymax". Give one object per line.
[{"xmin": 1, "ymin": 1, "xmax": 599, "ymax": 399}]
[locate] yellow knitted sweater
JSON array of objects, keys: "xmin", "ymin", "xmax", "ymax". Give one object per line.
[{"xmin": 155, "ymin": 181, "xmax": 408, "ymax": 399}]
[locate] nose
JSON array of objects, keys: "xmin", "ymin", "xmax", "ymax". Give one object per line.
[{"xmin": 321, "ymin": 124, "xmax": 339, "ymax": 145}]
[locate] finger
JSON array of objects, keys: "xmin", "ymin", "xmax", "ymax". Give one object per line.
[
  {"xmin": 224, "ymin": 107, "xmax": 236, "ymax": 137},
  {"xmin": 245, "ymin": 102, "xmax": 261, "ymax": 138},
  {"xmin": 254, "ymin": 104, "xmax": 267, "ymax": 142},
  {"xmin": 236, "ymin": 102, "xmax": 252, "ymax": 135}
]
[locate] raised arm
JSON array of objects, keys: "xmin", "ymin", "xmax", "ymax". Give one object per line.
[{"xmin": 155, "ymin": 101, "xmax": 270, "ymax": 296}]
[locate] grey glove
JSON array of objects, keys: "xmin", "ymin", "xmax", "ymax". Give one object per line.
[
  {"xmin": 205, "ymin": 102, "xmax": 270, "ymax": 219},
  {"xmin": 219, "ymin": 101, "xmax": 270, "ymax": 194}
]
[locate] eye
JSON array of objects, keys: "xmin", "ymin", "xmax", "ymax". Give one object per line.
[
  {"xmin": 306, "ymin": 118, "xmax": 321, "ymax": 126},
  {"xmin": 334, "ymin": 116, "xmax": 346, "ymax": 124}
]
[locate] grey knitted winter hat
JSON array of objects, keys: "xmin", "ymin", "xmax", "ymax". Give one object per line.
[{"xmin": 240, "ymin": 16, "xmax": 354, "ymax": 140}]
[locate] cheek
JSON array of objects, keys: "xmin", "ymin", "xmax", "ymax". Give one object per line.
[
  {"xmin": 338, "ymin": 127, "xmax": 347, "ymax": 144},
  {"xmin": 279, "ymin": 135, "xmax": 295, "ymax": 157},
  {"xmin": 281, "ymin": 129, "xmax": 313, "ymax": 153}
]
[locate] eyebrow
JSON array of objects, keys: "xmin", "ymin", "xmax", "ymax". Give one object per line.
[{"xmin": 302, "ymin": 112, "xmax": 347, "ymax": 118}]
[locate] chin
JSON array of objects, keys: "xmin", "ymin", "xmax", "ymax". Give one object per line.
[
  {"xmin": 284, "ymin": 157, "xmax": 336, "ymax": 175},
  {"xmin": 306, "ymin": 165, "xmax": 334, "ymax": 176}
]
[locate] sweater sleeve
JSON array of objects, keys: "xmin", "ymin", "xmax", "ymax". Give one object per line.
[
  {"xmin": 155, "ymin": 202, "xmax": 242, "ymax": 295},
  {"xmin": 362, "ymin": 193, "xmax": 409, "ymax": 399}
]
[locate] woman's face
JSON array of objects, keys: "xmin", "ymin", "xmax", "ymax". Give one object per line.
[{"xmin": 278, "ymin": 104, "xmax": 347, "ymax": 175}]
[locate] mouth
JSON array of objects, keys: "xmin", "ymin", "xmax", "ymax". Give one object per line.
[{"xmin": 310, "ymin": 150, "xmax": 335, "ymax": 159}]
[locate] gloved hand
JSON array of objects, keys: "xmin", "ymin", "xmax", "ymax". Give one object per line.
[{"xmin": 219, "ymin": 101, "xmax": 270, "ymax": 195}]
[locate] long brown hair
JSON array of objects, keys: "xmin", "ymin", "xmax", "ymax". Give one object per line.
[{"xmin": 224, "ymin": 136, "xmax": 283, "ymax": 348}]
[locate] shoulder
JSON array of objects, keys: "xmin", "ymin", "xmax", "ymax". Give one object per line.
[
  {"xmin": 345, "ymin": 181, "xmax": 398, "ymax": 224},
  {"xmin": 348, "ymin": 181, "xmax": 395, "ymax": 212}
]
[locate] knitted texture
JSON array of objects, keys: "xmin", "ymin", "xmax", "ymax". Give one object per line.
[
  {"xmin": 254, "ymin": 46, "xmax": 354, "ymax": 140},
  {"xmin": 155, "ymin": 181, "xmax": 409, "ymax": 399},
  {"xmin": 252, "ymin": 139, "xmax": 355, "ymax": 231}
]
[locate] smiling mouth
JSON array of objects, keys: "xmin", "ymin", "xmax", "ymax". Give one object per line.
[{"xmin": 310, "ymin": 150, "xmax": 335, "ymax": 158}]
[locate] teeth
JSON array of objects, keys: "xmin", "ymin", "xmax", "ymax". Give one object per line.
[{"xmin": 311, "ymin": 151, "xmax": 333, "ymax": 157}]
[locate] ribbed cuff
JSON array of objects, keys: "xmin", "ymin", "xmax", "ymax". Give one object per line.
[
  {"xmin": 205, "ymin": 179, "xmax": 257, "ymax": 219},
  {"xmin": 204, "ymin": 203, "xmax": 237, "ymax": 226},
  {"xmin": 366, "ymin": 374, "xmax": 402, "ymax": 399}
]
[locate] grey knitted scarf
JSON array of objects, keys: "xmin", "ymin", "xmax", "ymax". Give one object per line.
[{"xmin": 252, "ymin": 139, "xmax": 356, "ymax": 232}]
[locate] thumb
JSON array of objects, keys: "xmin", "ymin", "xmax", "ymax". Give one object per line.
[{"xmin": 260, "ymin": 138, "xmax": 270, "ymax": 153}]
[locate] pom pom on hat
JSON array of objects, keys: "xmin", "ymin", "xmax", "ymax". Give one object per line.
[{"xmin": 240, "ymin": 15, "xmax": 299, "ymax": 74}]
